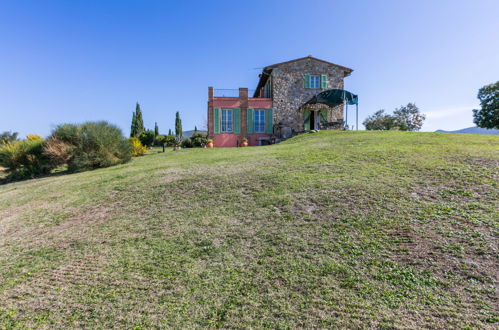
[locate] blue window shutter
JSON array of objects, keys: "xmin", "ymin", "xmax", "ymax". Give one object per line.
[
  {"xmin": 304, "ymin": 110, "xmax": 311, "ymax": 131},
  {"xmin": 234, "ymin": 108, "xmax": 240, "ymax": 134},
  {"xmin": 304, "ymin": 75, "xmax": 310, "ymax": 88},
  {"xmin": 247, "ymin": 108, "xmax": 254, "ymax": 134},
  {"xmin": 265, "ymin": 108, "xmax": 273, "ymax": 134},
  {"xmin": 321, "ymin": 74, "xmax": 327, "ymax": 89},
  {"xmin": 214, "ymin": 108, "xmax": 220, "ymax": 134}
]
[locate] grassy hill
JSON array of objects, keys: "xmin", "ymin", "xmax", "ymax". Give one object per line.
[{"xmin": 0, "ymin": 131, "xmax": 497, "ymax": 328}]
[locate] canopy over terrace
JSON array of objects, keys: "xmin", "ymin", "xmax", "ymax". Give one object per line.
[{"xmin": 304, "ymin": 89, "xmax": 359, "ymax": 130}]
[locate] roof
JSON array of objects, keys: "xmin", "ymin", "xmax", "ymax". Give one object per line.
[
  {"xmin": 263, "ymin": 55, "xmax": 353, "ymax": 72},
  {"xmin": 253, "ymin": 56, "xmax": 353, "ymax": 97}
]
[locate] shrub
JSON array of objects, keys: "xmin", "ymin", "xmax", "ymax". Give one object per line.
[
  {"xmin": 26, "ymin": 134, "xmax": 43, "ymax": 141},
  {"xmin": 129, "ymin": 137, "xmax": 146, "ymax": 156},
  {"xmin": 138, "ymin": 130, "xmax": 155, "ymax": 147},
  {"xmin": 180, "ymin": 138, "xmax": 193, "ymax": 148},
  {"xmin": 0, "ymin": 131, "xmax": 19, "ymax": 145},
  {"xmin": 0, "ymin": 139, "xmax": 53, "ymax": 178},
  {"xmin": 181, "ymin": 132, "xmax": 208, "ymax": 148},
  {"xmin": 154, "ymin": 134, "xmax": 167, "ymax": 146},
  {"xmin": 190, "ymin": 132, "xmax": 208, "ymax": 147},
  {"xmin": 42, "ymin": 137, "xmax": 72, "ymax": 167},
  {"xmin": 50, "ymin": 121, "xmax": 131, "ymax": 172},
  {"xmin": 164, "ymin": 135, "xmax": 176, "ymax": 147}
]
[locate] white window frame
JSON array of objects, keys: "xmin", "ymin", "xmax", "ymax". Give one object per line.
[
  {"xmin": 309, "ymin": 75, "xmax": 320, "ymax": 89},
  {"xmin": 221, "ymin": 109, "xmax": 233, "ymax": 133},
  {"xmin": 254, "ymin": 109, "xmax": 265, "ymax": 133}
]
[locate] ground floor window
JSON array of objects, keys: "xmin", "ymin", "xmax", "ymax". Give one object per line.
[
  {"xmin": 254, "ymin": 109, "xmax": 265, "ymax": 133},
  {"xmin": 221, "ymin": 109, "xmax": 233, "ymax": 132}
]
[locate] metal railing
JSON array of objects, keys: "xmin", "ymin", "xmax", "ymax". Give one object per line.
[{"xmin": 213, "ymin": 89, "xmax": 256, "ymax": 97}]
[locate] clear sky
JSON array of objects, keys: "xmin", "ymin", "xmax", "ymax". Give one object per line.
[{"xmin": 1, "ymin": 0, "xmax": 498, "ymax": 137}]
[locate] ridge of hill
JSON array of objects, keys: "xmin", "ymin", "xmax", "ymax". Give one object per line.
[
  {"xmin": 436, "ymin": 126, "xmax": 499, "ymax": 135},
  {"xmin": 0, "ymin": 131, "xmax": 497, "ymax": 328}
]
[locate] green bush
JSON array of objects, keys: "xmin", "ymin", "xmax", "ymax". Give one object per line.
[
  {"xmin": 181, "ymin": 132, "xmax": 208, "ymax": 148},
  {"xmin": 154, "ymin": 134, "xmax": 167, "ymax": 146},
  {"xmin": 0, "ymin": 139, "xmax": 53, "ymax": 179},
  {"xmin": 164, "ymin": 135, "xmax": 176, "ymax": 147},
  {"xmin": 190, "ymin": 132, "xmax": 208, "ymax": 147},
  {"xmin": 50, "ymin": 121, "xmax": 131, "ymax": 172},
  {"xmin": 138, "ymin": 130, "xmax": 155, "ymax": 147}
]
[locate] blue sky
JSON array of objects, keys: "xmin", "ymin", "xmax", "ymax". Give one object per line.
[{"xmin": 1, "ymin": 0, "xmax": 498, "ymax": 137}]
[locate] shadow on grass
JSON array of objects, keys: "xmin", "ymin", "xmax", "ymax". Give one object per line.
[{"xmin": 0, "ymin": 167, "xmax": 72, "ymax": 186}]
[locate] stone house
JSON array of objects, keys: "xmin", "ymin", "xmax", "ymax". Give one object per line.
[{"xmin": 207, "ymin": 56, "xmax": 354, "ymax": 147}]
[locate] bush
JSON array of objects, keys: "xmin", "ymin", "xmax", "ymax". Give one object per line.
[
  {"xmin": 129, "ymin": 137, "xmax": 146, "ymax": 156},
  {"xmin": 164, "ymin": 135, "xmax": 176, "ymax": 147},
  {"xmin": 43, "ymin": 137, "xmax": 72, "ymax": 167},
  {"xmin": 180, "ymin": 138, "xmax": 193, "ymax": 148},
  {"xmin": 0, "ymin": 131, "xmax": 19, "ymax": 145},
  {"xmin": 26, "ymin": 134, "xmax": 43, "ymax": 141},
  {"xmin": 50, "ymin": 121, "xmax": 131, "ymax": 172},
  {"xmin": 190, "ymin": 132, "xmax": 208, "ymax": 147},
  {"xmin": 0, "ymin": 139, "xmax": 53, "ymax": 178},
  {"xmin": 154, "ymin": 135, "xmax": 167, "ymax": 146},
  {"xmin": 138, "ymin": 130, "xmax": 155, "ymax": 147},
  {"xmin": 180, "ymin": 132, "xmax": 208, "ymax": 148}
]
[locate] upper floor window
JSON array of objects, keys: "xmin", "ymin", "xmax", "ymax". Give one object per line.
[
  {"xmin": 254, "ymin": 109, "xmax": 265, "ymax": 133},
  {"xmin": 221, "ymin": 109, "xmax": 233, "ymax": 132},
  {"xmin": 264, "ymin": 78, "xmax": 272, "ymax": 98},
  {"xmin": 305, "ymin": 74, "xmax": 328, "ymax": 89},
  {"xmin": 309, "ymin": 75, "xmax": 320, "ymax": 89}
]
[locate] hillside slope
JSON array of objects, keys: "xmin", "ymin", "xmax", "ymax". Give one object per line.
[{"xmin": 0, "ymin": 131, "xmax": 497, "ymax": 328}]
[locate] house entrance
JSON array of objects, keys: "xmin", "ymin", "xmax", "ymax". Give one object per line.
[
  {"xmin": 303, "ymin": 109, "xmax": 322, "ymax": 131},
  {"xmin": 309, "ymin": 111, "xmax": 316, "ymax": 130}
]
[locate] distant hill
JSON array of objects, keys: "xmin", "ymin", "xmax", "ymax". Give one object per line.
[
  {"xmin": 436, "ymin": 126, "xmax": 499, "ymax": 135},
  {"xmin": 183, "ymin": 129, "xmax": 207, "ymax": 138}
]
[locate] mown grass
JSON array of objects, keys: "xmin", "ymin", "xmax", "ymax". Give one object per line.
[{"xmin": 0, "ymin": 131, "xmax": 497, "ymax": 328}]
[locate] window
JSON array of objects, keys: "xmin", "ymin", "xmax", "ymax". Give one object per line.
[
  {"xmin": 254, "ymin": 110, "xmax": 265, "ymax": 133},
  {"xmin": 221, "ymin": 109, "xmax": 233, "ymax": 132},
  {"xmin": 309, "ymin": 75, "xmax": 320, "ymax": 88},
  {"xmin": 264, "ymin": 78, "xmax": 272, "ymax": 98}
]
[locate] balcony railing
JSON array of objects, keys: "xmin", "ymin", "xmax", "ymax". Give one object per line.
[{"xmin": 213, "ymin": 89, "xmax": 256, "ymax": 98}]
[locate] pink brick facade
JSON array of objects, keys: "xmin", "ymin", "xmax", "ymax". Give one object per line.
[{"xmin": 207, "ymin": 87, "xmax": 273, "ymax": 148}]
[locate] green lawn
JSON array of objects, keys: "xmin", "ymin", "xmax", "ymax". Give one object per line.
[{"xmin": 0, "ymin": 131, "xmax": 497, "ymax": 328}]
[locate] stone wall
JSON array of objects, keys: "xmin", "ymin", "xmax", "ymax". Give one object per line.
[{"xmin": 270, "ymin": 58, "xmax": 347, "ymax": 132}]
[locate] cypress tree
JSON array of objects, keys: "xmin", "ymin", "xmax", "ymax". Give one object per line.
[
  {"xmin": 194, "ymin": 126, "xmax": 198, "ymax": 133},
  {"xmin": 168, "ymin": 129, "xmax": 172, "ymax": 136},
  {"xmin": 175, "ymin": 111, "xmax": 182, "ymax": 140},
  {"xmin": 130, "ymin": 111, "xmax": 137, "ymax": 137},
  {"xmin": 135, "ymin": 103, "xmax": 144, "ymax": 134},
  {"xmin": 154, "ymin": 122, "xmax": 159, "ymax": 138}
]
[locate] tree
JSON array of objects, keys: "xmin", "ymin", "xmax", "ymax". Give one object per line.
[
  {"xmin": 363, "ymin": 110, "xmax": 396, "ymax": 130},
  {"xmin": 0, "ymin": 131, "xmax": 19, "ymax": 145},
  {"xmin": 130, "ymin": 103, "xmax": 145, "ymax": 137},
  {"xmin": 138, "ymin": 130, "xmax": 155, "ymax": 147},
  {"xmin": 175, "ymin": 111, "xmax": 182, "ymax": 140},
  {"xmin": 133, "ymin": 102, "xmax": 145, "ymax": 136},
  {"xmin": 194, "ymin": 126, "xmax": 198, "ymax": 133},
  {"xmin": 168, "ymin": 129, "xmax": 172, "ymax": 136},
  {"xmin": 363, "ymin": 103, "xmax": 426, "ymax": 131},
  {"xmin": 473, "ymin": 81, "xmax": 499, "ymax": 129},
  {"xmin": 393, "ymin": 103, "xmax": 425, "ymax": 131},
  {"xmin": 154, "ymin": 122, "xmax": 159, "ymax": 138},
  {"xmin": 130, "ymin": 111, "xmax": 137, "ymax": 137}
]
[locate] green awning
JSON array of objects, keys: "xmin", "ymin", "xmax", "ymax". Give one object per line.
[{"xmin": 305, "ymin": 89, "xmax": 358, "ymax": 107}]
